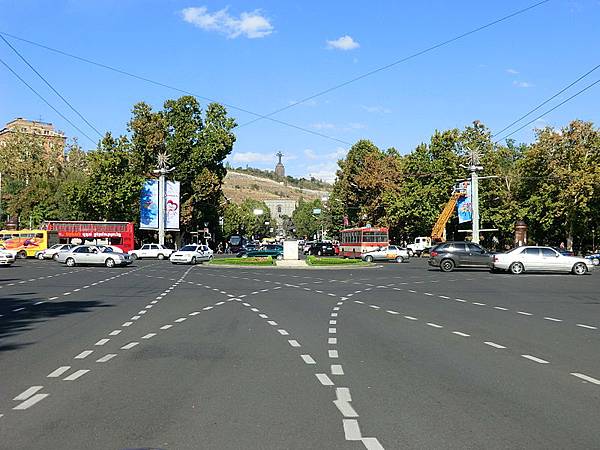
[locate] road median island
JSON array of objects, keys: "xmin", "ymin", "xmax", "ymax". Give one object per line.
[
  {"xmin": 306, "ymin": 256, "xmax": 370, "ymax": 267},
  {"xmin": 210, "ymin": 257, "xmax": 275, "ymax": 266}
]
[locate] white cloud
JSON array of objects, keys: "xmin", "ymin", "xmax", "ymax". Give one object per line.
[
  {"xmin": 513, "ymin": 80, "xmax": 534, "ymax": 88},
  {"xmin": 230, "ymin": 151, "xmax": 274, "ymax": 164},
  {"xmin": 506, "ymin": 68, "xmax": 519, "ymax": 75},
  {"xmin": 304, "ymin": 149, "xmax": 319, "ymax": 160},
  {"xmin": 326, "ymin": 35, "xmax": 360, "ymax": 51},
  {"xmin": 326, "ymin": 147, "xmax": 348, "ymax": 160},
  {"xmin": 362, "ymin": 105, "xmax": 392, "ymax": 114},
  {"xmin": 181, "ymin": 6, "xmax": 273, "ymax": 39},
  {"xmin": 311, "ymin": 122, "xmax": 336, "ymax": 130},
  {"xmin": 307, "ymin": 162, "xmax": 339, "ymax": 183}
]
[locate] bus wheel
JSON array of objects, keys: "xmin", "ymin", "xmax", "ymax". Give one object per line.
[{"xmin": 17, "ymin": 250, "xmax": 27, "ymax": 259}]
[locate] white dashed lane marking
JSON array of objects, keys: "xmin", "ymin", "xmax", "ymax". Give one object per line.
[
  {"xmin": 96, "ymin": 354, "xmax": 116, "ymax": 363},
  {"xmin": 13, "ymin": 386, "xmax": 44, "ymax": 401},
  {"xmin": 521, "ymin": 355, "xmax": 549, "ymax": 364},
  {"xmin": 63, "ymin": 369, "xmax": 89, "ymax": 381},
  {"xmin": 316, "ymin": 374, "xmax": 335, "ymax": 386},
  {"xmin": 301, "ymin": 354, "xmax": 316, "ymax": 364},
  {"xmin": 74, "ymin": 350, "xmax": 93, "ymax": 359},
  {"xmin": 571, "ymin": 373, "xmax": 600, "ymax": 385},
  {"xmin": 484, "ymin": 341, "xmax": 506, "ymax": 349},
  {"xmin": 47, "ymin": 366, "xmax": 71, "ymax": 378},
  {"xmin": 13, "ymin": 394, "xmax": 49, "ymax": 410}
]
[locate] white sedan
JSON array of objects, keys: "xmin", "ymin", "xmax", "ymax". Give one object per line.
[
  {"xmin": 36, "ymin": 244, "xmax": 74, "ymax": 260},
  {"xmin": 129, "ymin": 244, "xmax": 174, "ymax": 260},
  {"xmin": 361, "ymin": 245, "xmax": 409, "ymax": 263},
  {"xmin": 170, "ymin": 244, "xmax": 213, "ymax": 265},
  {"xmin": 0, "ymin": 248, "xmax": 16, "ymax": 266},
  {"xmin": 491, "ymin": 246, "xmax": 591, "ymax": 275}
]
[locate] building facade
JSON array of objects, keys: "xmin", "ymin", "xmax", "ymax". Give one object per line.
[
  {"xmin": 0, "ymin": 118, "xmax": 67, "ymax": 157},
  {"xmin": 263, "ymin": 199, "xmax": 297, "ymax": 234}
]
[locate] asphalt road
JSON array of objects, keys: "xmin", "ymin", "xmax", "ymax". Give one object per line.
[{"xmin": 0, "ymin": 258, "xmax": 599, "ymax": 449}]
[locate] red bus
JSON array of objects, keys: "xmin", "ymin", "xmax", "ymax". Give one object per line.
[
  {"xmin": 43, "ymin": 221, "xmax": 135, "ymax": 253},
  {"xmin": 339, "ymin": 226, "xmax": 389, "ymax": 258}
]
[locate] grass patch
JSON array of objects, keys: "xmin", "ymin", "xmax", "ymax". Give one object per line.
[
  {"xmin": 210, "ymin": 257, "xmax": 274, "ymax": 266},
  {"xmin": 306, "ymin": 256, "xmax": 370, "ymax": 266}
]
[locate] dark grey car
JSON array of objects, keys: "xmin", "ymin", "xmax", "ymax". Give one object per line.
[{"xmin": 428, "ymin": 241, "xmax": 492, "ymax": 272}]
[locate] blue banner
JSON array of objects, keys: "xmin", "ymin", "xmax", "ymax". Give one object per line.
[
  {"xmin": 457, "ymin": 182, "xmax": 472, "ymax": 223},
  {"xmin": 140, "ymin": 180, "xmax": 159, "ymax": 229}
]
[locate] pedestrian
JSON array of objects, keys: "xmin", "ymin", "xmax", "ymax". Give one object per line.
[{"xmin": 560, "ymin": 242, "xmax": 565, "ymax": 250}]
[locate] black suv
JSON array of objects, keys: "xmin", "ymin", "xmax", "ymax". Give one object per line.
[
  {"xmin": 307, "ymin": 242, "xmax": 335, "ymax": 256},
  {"xmin": 428, "ymin": 241, "xmax": 492, "ymax": 272}
]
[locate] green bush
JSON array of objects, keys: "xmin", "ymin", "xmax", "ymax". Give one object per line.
[
  {"xmin": 306, "ymin": 256, "xmax": 368, "ymax": 266},
  {"xmin": 210, "ymin": 257, "xmax": 274, "ymax": 266}
]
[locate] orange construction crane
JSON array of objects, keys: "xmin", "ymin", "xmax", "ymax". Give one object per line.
[{"xmin": 431, "ymin": 191, "xmax": 465, "ymax": 242}]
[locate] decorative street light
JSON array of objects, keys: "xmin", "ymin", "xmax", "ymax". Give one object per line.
[{"xmin": 152, "ymin": 152, "xmax": 175, "ymax": 246}]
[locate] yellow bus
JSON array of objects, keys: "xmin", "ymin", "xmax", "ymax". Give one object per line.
[{"xmin": 0, "ymin": 229, "xmax": 59, "ymax": 258}]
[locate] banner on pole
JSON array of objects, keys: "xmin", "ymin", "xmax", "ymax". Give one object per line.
[
  {"xmin": 165, "ymin": 181, "xmax": 180, "ymax": 231},
  {"xmin": 140, "ymin": 180, "xmax": 159, "ymax": 230},
  {"xmin": 457, "ymin": 181, "xmax": 472, "ymax": 224}
]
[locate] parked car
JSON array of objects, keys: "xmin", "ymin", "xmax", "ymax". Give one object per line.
[
  {"xmin": 129, "ymin": 244, "xmax": 174, "ymax": 260},
  {"xmin": 35, "ymin": 244, "xmax": 74, "ymax": 260},
  {"xmin": 303, "ymin": 241, "xmax": 315, "ymax": 254},
  {"xmin": 56, "ymin": 245, "xmax": 132, "ymax": 268},
  {"xmin": 490, "ymin": 246, "xmax": 591, "ymax": 275},
  {"xmin": 170, "ymin": 244, "xmax": 212, "ymax": 265},
  {"xmin": 238, "ymin": 244, "xmax": 284, "ymax": 260},
  {"xmin": 428, "ymin": 241, "xmax": 492, "ymax": 272},
  {"xmin": 361, "ymin": 245, "xmax": 409, "ymax": 263},
  {"xmin": 307, "ymin": 242, "xmax": 335, "ymax": 256},
  {"xmin": 0, "ymin": 247, "xmax": 16, "ymax": 266},
  {"xmin": 585, "ymin": 253, "xmax": 600, "ymax": 266}
]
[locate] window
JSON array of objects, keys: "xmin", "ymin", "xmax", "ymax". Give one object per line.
[
  {"xmin": 74, "ymin": 247, "xmax": 89, "ymax": 253},
  {"xmin": 150, "ymin": 245, "xmax": 159, "ymax": 250},
  {"xmin": 522, "ymin": 248, "xmax": 540, "ymax": 256},
  {"xmin": 141, "ymin": 245, "xmax": 150, "ymax": 250},
  {"xmin": 467, "ymin": 243, "xmax": 484, "ymax": 253},
  {"xmin": 541, "ymin": 248, "xmax": 558, "ymax": 257},
  {"xmin": 449, "ymin": 243, "xmax": 467, "ymax": 253}
]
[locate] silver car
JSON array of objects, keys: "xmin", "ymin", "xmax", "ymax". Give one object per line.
[
  {"xmin": 361, "ymin": 245, "xmax": 409, "ymax": 263},
  {"xmin": 491, "ymin": 246, "xmax": 591, "ymax": 275},
  {"xmin": 170, "ymin": 244, "xmax": 212, "ymax": 265},
  {"xmin": 56, "ymin": 245, "xmax": 132, "ymax": 268}
]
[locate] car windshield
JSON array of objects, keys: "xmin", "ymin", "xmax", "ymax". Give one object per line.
[{"xmin": 181, "ymin": 245, "xmax": 197, "ymax": 251}]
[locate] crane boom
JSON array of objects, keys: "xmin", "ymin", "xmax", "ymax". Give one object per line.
[{"xmin": 431, "ymin": 192, "xmax": 464, "ymax": 242}]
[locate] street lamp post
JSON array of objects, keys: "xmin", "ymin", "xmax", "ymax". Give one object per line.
[{"xmin": 153, "ymin": 152, "xmax": 175, "ymax": 246}]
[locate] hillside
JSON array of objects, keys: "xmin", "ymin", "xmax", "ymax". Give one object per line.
[{"xmin": 223, "ymin": 170, "xmax": 331, "ymax": 204}]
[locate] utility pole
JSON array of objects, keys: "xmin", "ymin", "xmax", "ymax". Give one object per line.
[
  {"xmin": 468, "ymin": 147, "xmax": 483, "ymax": 244},
  {"xmin": 153, "ymin": 152, "xmax": 174, "ymax": 246}
]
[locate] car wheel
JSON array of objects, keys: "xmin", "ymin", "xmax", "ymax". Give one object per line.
[
  {"xmin": 157, "ymin": 254, "xmax": 164, "ymax": 260},
  {"xmin": 317, "ymin": 250, "xmax": 322, "ymax": 256},
  {"xmin": 440, "ymin": 259, "xmax": 455, "ymax": 272},
  {"xmin": 395, "ymin": 256, "xmax": 404, "ymax": 263},
  {"xmin": 509, "ymin": 262, "xmax": 524, "ymax": 275},
  {"xmin": 17, "ymin": 250, "xmax": 27, "ymax": 259},
  {"xmin": 53, "ymin": 254, "xmax": 59, "ymax": 261},
  {"xmin": 572, "ymin": 262, "xmax": 587, "ymax": 275},
  {"xmin": 407, "ymin": 249, "xmax": 414, "ymax": 257},
  {"xmin": 592, "ymin": 257, "xmax": 600, "ymax": 266},
  {"xmin": 276, "ymin": 254, "xmax": 283, "ymax": 260},
  {"xmin": 105, "ymin": 258, "xmax": 115, "ymax": 268},
  {"xmin": 66, "ymin": 257, "xmax": 76, "ymax": 267},
  {"xmin": 191, "ymin": 257, "xmax": 196, "ymax": 265},
  {"xmin": 131, "ymin": 253, "xmax": 139, "ymax": 260},
  {"xmin": 365, "ymin": 255, "xmax": 374, "ymax": 263},
  {"xmin": 37, "ymin": 253, "xmax": 45, "ymax": 260}
]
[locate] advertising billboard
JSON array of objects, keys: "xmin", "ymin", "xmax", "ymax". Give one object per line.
[
  {"xmin": 456, "ymin": 181, "xmax": 472, "ymax": 224},
  {"xmin": 165, "ymin": 181, "xmax": 180, "ymax": 231},
  {"xmin": 140, "ymin": 180, "xmax": 159, "ymax": 230}
]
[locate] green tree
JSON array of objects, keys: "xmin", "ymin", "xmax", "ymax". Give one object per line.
[{"xmin": 292, "ymin": 198, "xmax": 323, "ymax": 239}]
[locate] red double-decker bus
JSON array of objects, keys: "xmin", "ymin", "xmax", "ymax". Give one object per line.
[
  {"xmin": 43, "ymin": 221, "xmax": 135, "ymax": 252},
  {"xmin": 339, "ymin": 226, "xmax": 389, "ymax": 258}
]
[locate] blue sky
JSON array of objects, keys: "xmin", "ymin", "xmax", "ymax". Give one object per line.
[{"xmin": 1, "ymin": 0, "xmax": 599, "ymax": 182}]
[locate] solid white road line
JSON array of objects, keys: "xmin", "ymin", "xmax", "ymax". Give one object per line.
[
  {"xmin": 74, "ymin": 350, "xmax": 93, "ymax": 359},
  {"xmin": 576, "ymin": 324, "xmax": 597, "ymax": 330},
  {"xmin": 328, "ymin": 337, "xmax": 337, "ymax": 344},
  {"xmin": 316, "ymin": 374, "xmax": 335, "ymax": 386},
  {"xmin": 494, "ymin": 306, "xmax": 508, "ymax": 311},
  {"xmin": 452, "ymin": 331, "xmax": 470, "ymax": 337},
  {"xmin": 13, "ymin": 394, "xmax": 49, "ymax": 410},
  {"xmin": 267, "ymin": 321, "xmax": 278, "ymax": 326},
  {"xmin": 14, "ymin": 386, "xmax": 43, "ymax": 401},
  {"xmin": 571, "ymin": 372, "xmax": 600, "ymax": 385},
  {"xmin": 331, "ymin": 364, "xmax": 344, "ymax": 375},
  {"xmin": 517, "ymin": 311, "xmax": 532, "ymax": 316},
  {"xmin": 343, "ymin": 419, "xmax": 362, "ymax": 440},
  {"xmin": 484, "ymin": 341, "xmax": 506, "ymax": 349},
  {"xmin": 288, "ymin": 340, "xmax": 301, "ymax": 347},
  {"xmin": 404, "ymin": 316, "xmax": 418, "ymax": 321},
  {"xmin": 521, "ymin": 355, "xmax": 549, "ymax": 364},
  {"xmin": 329, "ymin": 350, "xmax": 339, "ymax": 358},
  {"xmin": 301, "ymin": 354, "xmax": 316, "ymax": 364},
  {"xmin": 47, "ymin": 366, "xmax": 71, "ymax": 378},
  {"xmin": 95, "ymin": 339, "xmax": 110, "ymax": 346},
  {"xmin": 544, "ymin": 317, "xmax": 562, "ymax": 322},
  {"xmin": 64, "ymin": 369, "xmax": 89, "ymax": 381},
  {"xmin": 96, "ymin": 354, "xmax": 116, "ymax": 363}
]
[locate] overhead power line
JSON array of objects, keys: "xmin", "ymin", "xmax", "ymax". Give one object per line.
[
  {"xmin": 0, "ymin": 57, "xmax": 97, "ymax": 144},
  {"xmin": 0, "ymin": 34, "xmax": 103, "ymax": 139},
  {"xmin": 237, "ymin": 0, "xmax": 552, "ymax": 129},
  {"xmin": 0, "ymin": 32, "xmax": 352, "ymax": 147},
  {"xmin": 495, "ymin": 77, "xmax": 600, "ymax": 142},
  {"xmin": 493, "ymin": 62, "xmax": 600, "ymax": 139}
]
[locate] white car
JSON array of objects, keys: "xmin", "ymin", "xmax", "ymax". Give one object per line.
[
  {"xmin": 129, "ymin": 244, "xmax": 174, "ymax": 260},
  {"xmin": 0, "ymin": 248, "xmax": 16, "ymax": 266},
  {"xmin": 55, "ymin": 245, "xmax": 132, "ymax": 268},
  {"xmin": 35, "ymin": 244, "xmax": 74, "ymax": 260},
  {"xmin": 491, "ymin": 246, "xmax": 591, "ymax": 275},
  {"xmin": 361, "ymin": 245, "xmax": 409, "ymax": 263},
  {"xmin": 170, "ymin": 244, "xmax": 213, "ymax": 265}
]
